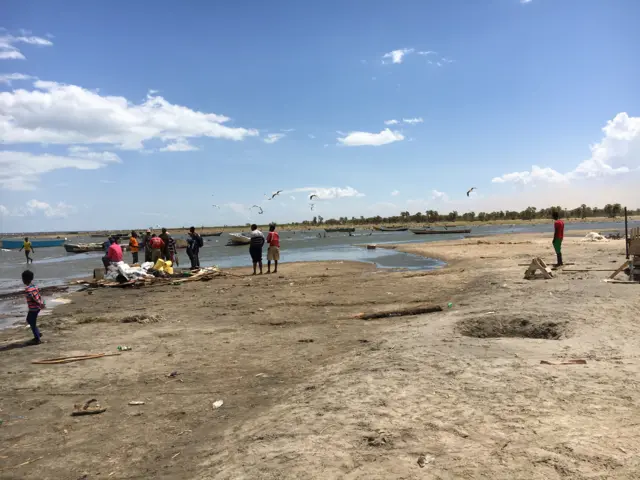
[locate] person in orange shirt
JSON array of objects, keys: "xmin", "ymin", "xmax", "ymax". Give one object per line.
[{"xmin": 129, "ymin": 231, "xmax": 140, "ymax": 264}]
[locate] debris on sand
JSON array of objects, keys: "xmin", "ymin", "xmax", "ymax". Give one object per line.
[
  {"xmin": 72, "ymin": 399, "xmax": 106, "ymax": 416},
  {"xmin": 298, "ymin": 339, "xmax": 314, "ymax": 343},
  {"xmin": 417, "ymin": 454, "xmax": 434, "ymax": 468},
  {"xmin": 168, "ymin": 371, "xmax": 179, "ymax": 378},
  {"xmin": 212, "ymin": 400, "xmax": 224, "ymax": 409},
  {"xmin": 540, "ymin": 359, "xmax": 587, "ymax": 365},
  {"xmin": 121, "ymin": 314, "xmax": 163, "ymax": 324},
  {"xmin": 352, "ymin": 304, "xmax": 442, "ymax": 320},
  {"xmin": 128, "ymin": 401, "xmax": 145, "ymax": 405},
  {"xmin": 582, "ymin": 232, "xmax": 609, "ymax": 242}
]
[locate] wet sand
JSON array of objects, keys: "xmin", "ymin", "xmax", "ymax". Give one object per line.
[{"xmin": 1, "ymin": 233, "xmax": 639, "ymax": 479}]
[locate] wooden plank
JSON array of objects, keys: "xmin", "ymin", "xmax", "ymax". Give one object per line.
[{"xmin": 609, "ymin": 261, "xmax": 630, "ymax": 279}]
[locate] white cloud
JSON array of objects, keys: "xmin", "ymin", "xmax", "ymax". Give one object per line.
[
  {"xmin": 100, "ymin": 180, "xmax": 116, "ymax": 184},
  {"xmin": 281, "ymin": 128, "xmax": 295, "ymax": 133},
  {"xmin": 431, "ymin": 190, "xmax": 449, "ymax": 201},
  {"xmin": 492, "ymin": 165, "xmax": 568, "ymax": 185},
  {"xmin": 290, "ymin": 186, "xmax": 364, "ymax": 200},
  {"xmin": 492, "ymin": 112, "xmax": 640, "ymax": 186},
  {"xmin": 391, "ymin": 190, "xmax": 400, "ymax": 196},
  {"xmin": 0, "ymin": 33, "xmax": 53, "ymax": 60},
  {"xmin": 402, "ymin": 117, "xmax": 424, "ymax": 125},
  {"xmin": 0, "ymin": 80, "xmax": 258, "ymax": 149},
  {"xmin": 382, "ymin": 48, "xmax": 414, "ymax": 64},
  {"xmin": 0, "ymin": 73, "xmax": 34, "ymax": 85},
  {"xmin": 0, "ymin": 149, "xmax": 120, "ymax": 191},
  {"xmin": 308, "ymin": 134, "xmax": 316, "ymax": 139},
  {"xmin": 521, "ymin": 0, "xmax": 533, "ymax": 4},
  {"xmin": 290, "ymin": 196, "xmax": 296, "ymax": 200},
  {"xmin": 384, "ymin": 119, "xmax": 399, "ymax": 125},
  {"xmin": 9, "ymin": 199, "xmax": 77, "ymax": 218},
  {"xmin": 264, "ymin": 133, "xmax": 285, "ymax": 144},
  {"xmin": 337, "ymin": 128, "xmax": 404, "ymax": 147},
  {"xmin": 160, "ymin": 138, "xmax": 199, "ymax": 152},
  {"xmin": 417, "ymin": 51, "xmax": 437, "ymax": 56},
  {"xmin": 0, "ymin": 204, "xmax": 9, "ymax": 216}
]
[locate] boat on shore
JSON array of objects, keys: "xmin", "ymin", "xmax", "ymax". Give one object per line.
[
  {"xmin": 410, "ymin": 228, "xmax": 471, "ymax": 235},
  {"xmin": 226, "ymin": 233, "xmax": 251, "ymax": 246},
  {"xmin": 324, "ymin": 227, "xmax": 356, "ymax": 233},
  {"xmin": 376, "ymin": 226, "xmax": 409, "ymax": 232},
  {"xmin": 1, "ymin": 238, "xmax": 66, "ymax": 249},
  {"xmin": 64, "ymin": 243, "xmax": 107, "ymax": 253}
]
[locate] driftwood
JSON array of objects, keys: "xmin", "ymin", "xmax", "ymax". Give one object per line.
[
  {"xmin": 32, "ymin": 353, "xmax": 120, "ymax": 365},
  {"xmin": 352, "ymin": 305, "xmax": 442, "ymax": 320},
  {"xmin": 540, "ymin": 359, "xmax": 587, "ymax": 365},
  {"xmin": 71, "ymin": 399, "xmax": 106, "ymax": 416}
]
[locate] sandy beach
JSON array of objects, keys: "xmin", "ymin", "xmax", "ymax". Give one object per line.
[{"xmin": 1, "ymin": 232, "xmax": 639, "ymax": 479}]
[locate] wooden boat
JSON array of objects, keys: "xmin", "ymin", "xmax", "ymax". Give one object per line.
[
  {"xmin": 64, "ymin": 243, "xmax": 107, "ymax": 253},
  {"xmin": 410, "ymin": 229, "xmax": 471, "ymax": 235},
  {"xmin": 226, "ymin": 233, "xmax": 251, "ymax": 246},
  {"xmin": 1, "ymin": 238, "xmax": 66, "ymax": 249},
  {"xmin": 324, "ymin": 227, "xmax": 356, "ymax": 233},
  {"xmin": 377, "ymin": 226, "xmax": 408, "ymax": 232},
  {"xmin": 201, "ymin": 232, "xmax": 224, "ymax": 237}
]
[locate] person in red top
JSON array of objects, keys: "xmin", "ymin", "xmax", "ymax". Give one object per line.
[
  {"xmin": 22, "ymin": 270, "xmax": 45, "ymax": 345},
  {"xmin": 266, "ymin": 223, "xmax": 280, "ymax": 274},
  {"xmin": 149, "ymin": 234, "xmax": 165, "ymax": 263},
  {"xmin": 552, "ymin": 210, "xmax": 564, "ymax": 266},
  {"xmin": 107, "ymin": 237, "xmax": 123, "ymax": 263}
]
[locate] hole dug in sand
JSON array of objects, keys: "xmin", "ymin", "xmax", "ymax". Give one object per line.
[{"xmin": 458, "ymin": 314, "xmax": 568, "ymax": 340}]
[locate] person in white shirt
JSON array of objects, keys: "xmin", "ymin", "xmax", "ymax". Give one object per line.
[{"xmin": 248, "ymin": 224, "xmax": 265, "ymax": 275}]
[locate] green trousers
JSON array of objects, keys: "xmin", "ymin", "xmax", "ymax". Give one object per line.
[{"xmin": 552, "ymin": 238, "xmax": 562, "ymax": 254}]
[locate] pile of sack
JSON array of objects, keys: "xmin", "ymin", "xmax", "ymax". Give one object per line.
[
  {"xmin": 105, "ymin": 260, "xmax": 175, "ymax": 281},
  {"xmin": 581, "ymin": 232, "xmax": 608, "ymax": 242}
]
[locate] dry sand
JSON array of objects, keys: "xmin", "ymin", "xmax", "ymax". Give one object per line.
[{"xmin": 1, "ymin": 232, "xmax": 639, "ymax": 479}]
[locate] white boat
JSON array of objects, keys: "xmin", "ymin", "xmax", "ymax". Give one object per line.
[{"xmin": 226, "ymin": 233, "xmax": 251, "ymax": 246}]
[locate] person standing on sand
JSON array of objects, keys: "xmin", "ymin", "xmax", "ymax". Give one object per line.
[
  {"xmin": 186, "ymin": 226, "xmax": 202, "ymax": 269},
  {"xmin": 142, "ymin": 229, "xmax": 152, "ymax": 263},
  {"xmin": 22, "ymin": 270, "xmax": 45, "ymax": 345},
  {"xmin": 159, "ymin": 228, "xmax": 170, "ymax": 260},
  {"xmin": 19, "ymin": 237, "xmax": 34, "ymax": 264},
  {"xmin": 552, "ymin": 210, "xmax": 564, "ymax": 266},
  {"xmin": 266, "ymin": 223, "xmax": 280, "ymax": 274},
  {"xmin": 149, "ymin": 234, "xmax": 165, "ymax": 263},
  {"xmin": 249, "ymin": 224, "xmax": 265, "ymax": 275},
  {"xmin": 167, "ymin": 232, "xmax": 179, "ymax": 267},
  {"xmin": 129, "ymin": 231, "xmax": 139, "ymax": 264}
]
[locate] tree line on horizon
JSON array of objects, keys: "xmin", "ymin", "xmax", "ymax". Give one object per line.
[{"xmin": 300, "ymin": 203, "xmax": 637, "ymax": 226}]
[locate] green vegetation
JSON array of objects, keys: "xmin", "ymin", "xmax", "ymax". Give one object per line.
[{"xmin": 298, "ymin": 203, "xmax": 635, "ymax": 226}]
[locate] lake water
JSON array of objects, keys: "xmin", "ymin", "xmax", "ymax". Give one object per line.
[{"xmin": 0, "ymin": 220, "xmax": 634, "ymax": 328}]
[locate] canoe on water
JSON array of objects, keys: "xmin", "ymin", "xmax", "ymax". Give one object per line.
[
  {"xmin": 410, "ymin": 229, "xmax": 471, "ymax": 235},
  {"xmin": 226, "ymin": 234, "xmax": 251, "ymax": 246},
  {"xmin": 324, "ymin": 227, "xmax": 356, "ymax": 233},
  {"xmin": 377, "ymin": 226, "xmax": 409, "ymax": 232}
]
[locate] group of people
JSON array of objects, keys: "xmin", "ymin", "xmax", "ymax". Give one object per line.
[
  {"xmin": 248, "ymin": 223, "xmax": 280, "ymax": 275},
  {"xmin": 102, "ymin": 226, "xmax": 204, "ymax": 272}
]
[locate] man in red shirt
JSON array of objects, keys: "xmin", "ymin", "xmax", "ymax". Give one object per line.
[
  {"xmin": 107, "ymin": 237, "xmax": 124, "ymax": 262},
  {"xmin": 552, "ymin": 210, "xmax": 564, "ymax": 266},
  {"xmin": 266, "ymin": 223, "xmax": 280, "ymax": 274},
  {"xmin": 149, "ymin": 234, "xmax": 165, "ymax": 263}
]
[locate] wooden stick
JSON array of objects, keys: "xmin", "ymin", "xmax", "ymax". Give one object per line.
[
  {"xmin": 561, "ymin": 269, "xmax": 616, "ymax": 272},
  {"xmin": 353, "ymin": 305, "xmax": 442, "ymax": 320},
  {"xmin": 32, "ymin": 353, "xmax": 121, "ymax": 365},
  {"xmin": 609, "ymin": 261, "xmax": 630, "ymax": 279}
]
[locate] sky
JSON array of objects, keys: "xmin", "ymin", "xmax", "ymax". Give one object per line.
[{"xmin": 1, "ymin": 0, "xmax": 639, "ymax": 232}]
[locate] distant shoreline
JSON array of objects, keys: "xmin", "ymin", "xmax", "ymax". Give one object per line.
[{"xmin": 0, "ymin": 216, "xmax": 635, "ymax": 238}]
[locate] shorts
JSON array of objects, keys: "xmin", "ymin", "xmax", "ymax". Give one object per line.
[
  {"xmin": 552, "ymin": 238, "xmax": 562, "ymax": 254},
  {"xmin": 249, "ymin": 246, "xmax": 263, "ymax": 263},
  {"xmin": 267, "ymin": 246, "xmax": 280, "ymax": 261}
]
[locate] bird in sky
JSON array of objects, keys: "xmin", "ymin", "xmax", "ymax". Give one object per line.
[
  {"xmin": 251, "ymin": 205, "xmax": 264, "ymax": 215},
  {"xmin": 212, "ymin": 204, "xmax": 220, "ymax": 209},
  {"xmin": 309, "ymin": 194, "xmax": 318, "ymax": 200},
  {"xmin": 268, "ymin": 190, "xmax": 283, "ymax": 200},
  {"xmin": 310, "ymin": 203, "xmax": 315, "ymax": 211},
  {"xmin": 466, "ymin": 187, "xmax": 476, "ymax": 197}
]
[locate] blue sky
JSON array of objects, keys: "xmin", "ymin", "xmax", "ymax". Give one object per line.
[{"xmin": 1, "ymin": 0, "xmax": 639, "ymax": 232}]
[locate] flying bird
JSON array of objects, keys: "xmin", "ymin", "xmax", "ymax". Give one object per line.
[
  {"xmin": 268, "ymin": 190, "xmax": 283, "ymax": 200},
  {"xmin": 251, "ymin": 205, "xmax": 264, "ymax": 215},
  {"xmin": 466, "ymin": 187, "xmax": 476, "ymax": 197},
  {"xmin": 310, "ymin": 203, "xmax": 315, "ymax": 211},
  {"xmin": 309, "ymin": 194, "xmax": 318, "ymax": 200},
  {"xmin": 212, "ymin": 204, "xmax": 220, "ymax": 209}
]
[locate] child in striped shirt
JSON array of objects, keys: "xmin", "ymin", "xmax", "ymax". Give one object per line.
[{"xmin": 22, "ymin": 270, "xmax": 45, "ymax": 345}]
